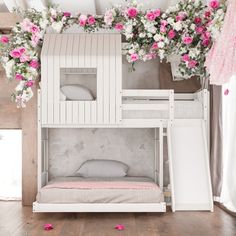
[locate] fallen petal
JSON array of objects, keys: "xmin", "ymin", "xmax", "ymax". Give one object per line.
[
  {"xmin": 43, "ymin": 223, "xmax": 54, "ymax": 231},
  {"xmin": 115, "ymin": 224, "xmax": 125, "ymax": 231},
  {"xmin": 224, "ymin": 89, "xmax": 229, "ymax": 96}
]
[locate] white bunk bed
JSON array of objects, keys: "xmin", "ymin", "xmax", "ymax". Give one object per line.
[{"xmin": 33, "ymin": 33, "xmax": 212, "ymax": 213}]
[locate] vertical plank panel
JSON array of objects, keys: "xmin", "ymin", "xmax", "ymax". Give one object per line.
[
  {"xmin": 60, "ymin": 102, "xmax": 66, "ymax": 124},
  {"xmin": 85, "ymin": 34, "xmax": 92, "ymax": 68},
  {"xmin": 103, "ymin": 34, "xmax": 110, "ymax": 123},
  {"xmin": 66, "ymin": 35, "xmax": 74, "ymax": 68},
  {"xmin": 97, "ymin": 34, "xmax": 104, "ymax": 123},
  {"xmin": 66, "ymin": 102, "xmax": 73, "ymax": 124},
  {"xmin": 72, "ymin": 35, "xmax": 80, "ymax": 68},
  {"xmin": 91, "ymin": 101, "xmax": 97, "ymax": 124},
  {"xmin": 78, "ymin": 101, "xmax": 85, "ymax": 124},
  {"xmin": 115, "ymin": 34, "xmax": 122, "ymax": 123},
  {"xmin": 41, "ymin": 35, "xmax": 50, "ymax": 124},
  {"xmin": 91, "ymin": 34, "xmax": 97, "ymax": 68},
  {"xmin": 53, "ymin": 34, "xmax": 62, "ymax": 125},
  {"xmin": 85, "ymin": 101, "xmax": 91, "ymax": 124},
  {"xmin": 72, "ymin": 101, "xmax": 79, "ymax": 124},
  {"xmin": 47, "ymin": 34, "xmax": 56, "ymax": 124},
  {"xmin": 78, "ymin": 34, "xmax": 86, "ymax": 68},
  {"xmin": 109, "ymin": 34, "xmax": 116, "ymax": 124}
]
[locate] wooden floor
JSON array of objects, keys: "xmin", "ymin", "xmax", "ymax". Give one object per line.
[{"xmin": 0, "ymin": 202, "xmax": 236, "ymax": 236}]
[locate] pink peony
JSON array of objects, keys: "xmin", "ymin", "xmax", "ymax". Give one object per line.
[
  {"xmin": 18, "ymin": 47, "xmax": 26, "ymax": 54},
  {"xmin": 114, "ymin": 23, "xmax": 124, "ymax": 31},
  {"xmin": 146, "ymin": 11, "xmax": 156, "ymax": 21},
  {"xmin": 196, "ymin": 26, "xmax": 204, "ymax": 34},
  {"xmin": 0, "ymin": 36, "xmax": 9, "ymax": 44},
  {"xmin": 194, "ymin": 17, "xmax": 202, "ymax": 24},
  {"xmin": 209, "ymin": 0, "xmax": 220, "ymax": 9},
  {"xmin": 168, "ymin": 30, "xmax": 176, "ymax": 39},
  {"xmin": 188, "ymin": 60, "xmax": 197, "ymax": 68},
  {"xmin": 127, "ymin": 7, "xmax": 138, "ymax": 18},
  {"xmin": 161, "ymin": 20, "xmax": 168, "ymax": 27},
  {"xmin": 26, "ymin": 80, "xmax": 34, "ymax": 87},
  {"xmin": 183, "ymin": 36, "xmax": 193, "ymax": 45},
  {"xmin": 15, "ymin": 74, "xmax": 24, "ymax": 80},
  {"xmin": 151, "ymin": 42, "xmax": 158, "ymax": 49},
  {"xmin": 10, "ymin": 49, "xmax": 21, "ymax": 58},
  {"xmin": 30, "ymin": 24, "xmax": 40, "ymax": 34},
  {"xmin": 88, "ymin": 16, "xmax": 96, "ymax": 25},
  {"xmin": 154, "ymin": 9, "xmax": 161, "ymax": 17},
  {"xmin": 130, "ymin": 53, "xmax": 139, "ymax": 62},
  {"xmin": 63, "ymin": 12, "xmax": 71, "ymax": 17},
  {"xmin": 79, "ymin": 15, "xmax": 87, "ymax": 26},
  {"xmin": 182, "ymin": 54, "xmax": 190, "ymax": 62},
  {"xmin": 30, "ymin": 60, "xmax": 40, "ymax": 69}
]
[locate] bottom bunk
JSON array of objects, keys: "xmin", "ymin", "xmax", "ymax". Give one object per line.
[{"xmin": 33, "ymin": 176, "xmax": 166, "ymax": 212}]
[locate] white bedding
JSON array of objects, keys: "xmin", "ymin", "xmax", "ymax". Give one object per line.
[{"xmin": 36, "ymin": 177, "xmax": 164, "ymax": 204}]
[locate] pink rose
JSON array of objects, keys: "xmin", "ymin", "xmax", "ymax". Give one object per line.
[
  {"xmin": 88, "ymin": 16, "xmax": 96, "ymax": 25},
  {"xmin": 15, "ymin": 74, "xmax": 24, "ymax": 80},
  {"xmin": 196, "ymin": 26, "xmax": 204, "ymax": 34},
  {"xmin": 21, "ymin": 18, "xmax": 33, "ymax": 32},
  {"xmin": 30, "ymin": 24, "xmax": 40, "ymax": 34},
  {"xmin": 130, "ymin": 53, "xmax": 139, "ymax": 62},
  {"xmin": 182, "ymin": 54, "xmax": 190, "ymax": 62},
  {"xmin": 188, "ymin": 60, "xmax": 197, "ymax": 68},
  {"xmin": 161, "ymin": 20, "xmax": 168, "ymax": 27},
  {"xmin": 30, "ymin": 60, "xmax": 40, "ymax": 69},
  {"xmin": 0, "ymin": 36, "xmax": 9, "ymax": 44},
  {"xmin": 151, "ymin": 42, "xmax": 158, "ymax": 49},
  {"xmin": 176, "ymin": 12, "xmax": 186, "ymax": 21},
  {"xmin": 194, "ymin": 17, "xmax": 202, "ymax": 24},
  {"xmin": 127, "ymin": 7, "xmax": 138, "ymax": 18},
  {"xmin": 168, "ymin": 30, "xmax": 176, "ymax": 39},
  {"xmin": 224, "ymin": 89, "xmax": 229, "ymax": 96},
  {"xmin": 31, "ymin": 34, "xmax": 40, "ymax": 47},
  {"xmin": 204, "ymin": 11, "xmax": 211, "ymax": 18},
  {"xmin": 18, "ymin": 47, "xmax": 26, "ymax": 54},
  {"xmin": 209, "ymin": 0, "xmax": 220, "ymax": 9},
  {"xmin": 63, "ymin": 12, "xmax": 71, "ymax": 17},
  {"xmin": 26, "ymin": 80, "xmax": 34, "ymax": 87},
  {"xmin": 114, "ymin": 23, "xmax": 124, "ymax": 31},
  {"xmin": 154, "ymin": 9, "xmax": 161, "ymax": 17},
  {"xmin": 146, "ymin": 11, "xmax": 156, "ymax": 21},
  {"xmin": 10, "ymin": 49, "xmax": 21, "ymax": 58},
  {"xmin": 79, "ymin": 15, "xmax": 87, "ymax": 26},
  {"xmin": 183, "ymin": 36, "xmax": 193, "ymax": 45},
  {"xmin": 202, "ymin": 39, "xmax": 210, "ymax": 47},
  {"xmin": 160, "ymin": 25, "xmax": 166, "ymax": 33}
]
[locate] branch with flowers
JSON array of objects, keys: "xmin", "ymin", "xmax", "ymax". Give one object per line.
[{"xmin": 0, "ymin": 0, "xmax": 226, "ymax": 107}]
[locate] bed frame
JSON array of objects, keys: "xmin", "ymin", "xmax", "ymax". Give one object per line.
[{"xmin": 33, "ymin": 33, "xmax": 210, "ymax": 213}]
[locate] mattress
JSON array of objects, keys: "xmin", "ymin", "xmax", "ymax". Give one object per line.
[
  {"xmin": 123, "ymin": 100, "xmax": 203, "ymax": 119},
  {"xmin": 36, "ymin": 177, "xmax": 164, "ymax": 204}
]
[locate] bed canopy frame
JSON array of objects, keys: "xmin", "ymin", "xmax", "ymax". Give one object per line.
[{"xmin": 33, "ymin": 32, "xmax": 213, "ymax": 213}]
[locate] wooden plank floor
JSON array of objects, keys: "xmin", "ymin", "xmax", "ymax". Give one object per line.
[{"xmin": 0, "ymin": 201, "xmax": 236, "ymax": 236}]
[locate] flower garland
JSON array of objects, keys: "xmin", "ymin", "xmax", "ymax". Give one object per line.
[{"xmin": 0, "ymin": 0, "xmax": 226, "ymax": 107}]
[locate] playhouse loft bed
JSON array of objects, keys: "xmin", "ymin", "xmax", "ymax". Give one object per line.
[{"xmin": 33, "ymin": 33, "xmax": 213, "ymax": 213}]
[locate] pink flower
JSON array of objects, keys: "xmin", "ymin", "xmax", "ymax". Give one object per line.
[
  {"xmin": 18, "ymin": 47, "xmax": 26, "ymax": 54},
  {"xmin": 176, "ymin": 12, "xmax": 186, "ymax": 21},
  {"xmin": 168, "ymin": 30, "xmax": 176, "ymax": 39},
  {"xmin": 160, "ymin": 25, "xmax": 166, "ymax": 33},
  {"xmin": 146, "ymin": 11, "xmax": 156, "ymax": 21},
  {"xmin": 29, "ymin": 60, "xmax": 40, "ymax": 69},
  {"xmin": 204, "ymin": 11, "xmax": 211, "ymax": 18},
  {"xmin": 182, "ymin": 54, "xmax": 190, "ymax": 62},
  {"xmin": 130, "ymin": 53, "xmax": 139, "ymax": 62},
  {"xmin": 44, "ymin": 224, "xmax": 53, "ymax": 231},
  {"xmin": 144, "ymin": 53, "xmax": 157, "ymax": 60},
  {"xmin": 88, "ymin": 16, "xmax": 96, "ymax": 25},
  {"xmin": 114, "ymin": 23, "xmax": 124, "ymax": 31},
  {"xmin": 209, "ymin": 0, "xmax": 220, "ymax": 9},
  {"xmin": 26, "ymin": 80, "xmax": 34, "ymax": 87},
  {"xmin": 196, "ymin": 26, "xmax": 204, "ymax": 34},
  {"xmin": 183, "ymin": 36, "xmax": 193, "ymax": 45},
  {"xmin": 194, "ymin": 17, "xmax": 202, "ymax": 24},
  {"xmin": 151, "ymin": 42, "xmax": 158, "ymax": 49},
  {"xmin": 15, "ymin": 74, "xmax": 24, "ymax": 80},
  {"xmin": 127, "ymin": 7, "xmax": 138, "ymax": 18},
  {"xmin": 31, "ymin": 34, "xmax": 40, "ymax": 47},
  {"xmin": 20, "ymin": 54, "xmax": 30, "ymax": 63},
  {"xmin": 115, "ymin": 224, "xmax": 125, "ymax": 231},
  {"xmin": 63, "ymin": 12, "xmax": 71, "ymax": 17},
  {"xmin": 161, "ymin": 20, "xmax": 168, "ymax": 27},
  {"xmin": 154, "ymin": 9, "xmax": 161, "ymax": 17},
  {"xmin": 0, "ymin": 36, "xmax": 9, "ymax": 44},
  {"xmin": 79, "ymin": 15, "xmax": 87, "ymax": 26},
  {"xmin": 224, "ymin": 89, "xmax": 229, "ymax": 96},
  {"xmin": 21, "ymin": 18, "xmax": 33, "ymax": 32},
  {"xmin": 30, "ymin": 24, "xmax": 40, "ymax": 34},
  {"xmin": 10, "ymin": 49, "xmax": 21, "ymax": 58},
  {"xmin": 188, "ymin": 60, "xmax": 197, "ymax": 68},
  {"xmin": 202, "ymin": 38, "xmax": 210, "ymax": 47}
]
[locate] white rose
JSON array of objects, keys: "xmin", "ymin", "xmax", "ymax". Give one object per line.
[
  {"xmin": 51, "ymin": 21, "xmax": 63, "ymax": 33},
  {"xmin": 15, "ymin": 81, "xmax": 25, "ymax": 91},
  {"xmin": 147, "ymin": 33, "xmax": 153, "ymax": 38},
  {"xmin": 40, "ymin": 19, "xmax": 49, "ymax": 29},
  {"xmin": 173, "ymin": 21, "xmax": 182, "ymax": 31},
  {"xmin": 190, "ymin": 24, "xmax": 195, "ymax": 30},
  {"xmin": 128, "ymin": 49, "xmax": 135, "ymax": 54},
  {"xmin": 4, "ymin": 60, "xmax": 15, "ymax": 78},
  {"xmin": 158, "ymin": 41, "xmax": 165, "ymax": 48},
  {"xmin": 139, "ymin": 49, "xmax": 145, "ymax": 56},
  {"xmin": 154, "ymin": 34, "xmax": 160, "ymax": 41},
  {"xmin": 139, "ymin": 32, "xmax": 146, "ymax": 38},
  {"xmin": 167, "ymin": 17, "xmax": 174, "ymax": 24}
]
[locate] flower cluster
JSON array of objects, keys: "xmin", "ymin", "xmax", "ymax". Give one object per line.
[{"xmin": 0, "ymin": 0, "xmax": 226, "ymax": 107}]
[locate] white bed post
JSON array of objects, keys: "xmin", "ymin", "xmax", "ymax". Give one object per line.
[
  {"xmin": 37, "ymin": 89, "xmax": 42, "ymax": 191},
  {"xmin": 159, "ymin": 124, "xmax": 164, "ymax": 191}
]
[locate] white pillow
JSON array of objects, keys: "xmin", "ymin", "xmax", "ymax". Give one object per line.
[
  {"xmin": 61, "ymin": 85, "xmax": 94, "ymax": 101},
  {"xmin": 74, "ymin": 159, "xmax": 129, "ymax": 178}
]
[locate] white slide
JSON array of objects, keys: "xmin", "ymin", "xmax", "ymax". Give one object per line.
[{"xmin": 168, "ymin": 120, "xmax": 213, "ymax": 212}]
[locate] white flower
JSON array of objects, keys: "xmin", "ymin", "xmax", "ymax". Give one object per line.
[
  {"xmin": 4, "ymin": 60, "xmax": 15, "ymax": 78},
  {"xmin": 128, "ymin": 49, "xmax": 135, "ymax": 54},
  {"xmin": 15, "ymin": 81, "xmax": 25, "ymax": 91},
  {"xmin": 104, "ymin": 9, "xmax": 115, "ymax": 26},
  {"xmin": 167, "ymin": 17, "xmax": 174, "ymax": 24},
  {"xmin": 139, "ymin": 32, "xmax": 146, "ymax": 38},
  {"xmin": 50, "ymin": 8, "xmax": 57, "ymax": 18},
  {"xmin": 139, "ymin": 49, "xmax": 145, "ymax": 56},
  {"xmin": 173, "ymin": 21, "xmax": 182, "ymax": 31},
  {"xmin": 190, "ymin": 24, "xmax": 195, "ymax": 30},
  {"xmin": 125, "ymin": 24, "xmax": 133, "ymax": 33},
  {"xmin": 40, "ymin": 18, "xmax": 49, "ymax": 29},
  {"xmin": 51, "ymin": 21, "xmax": 63, "ymax": 33},
  {"xmin": 147, "ymin": 33, "xmax": 153, "ymax": 38},
  {"xmin": 158, "ymin": 41, "xmax": 165, "ymax": 49}
]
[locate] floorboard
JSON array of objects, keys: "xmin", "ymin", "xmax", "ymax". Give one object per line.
[{"xmin": 0, "ymin": 201, "xmax": 235, "ymax": 236}]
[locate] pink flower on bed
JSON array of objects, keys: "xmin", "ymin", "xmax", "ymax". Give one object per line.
[
  {"xmin": 168, "ymin": 30, "xmax": 176, "ymax": 39},
  {"xmin": 15, "ymin": 74, "xmax": 24, "ymax": 80},
  {"xmin": 182, "ymin": 54, "xmax": 190, "ymax": 62},
  {"xmin": 115, "ymin": 23, "xmax": 124, "ymax": 31},
  {"xmin": 146, "ymin": 11, "xmax": 156, "ymax": 21},
  {"xmin": 30, "ymin": 24, "xmax": 40, "ymax": 34},
  {"xmin": 154, "ymin": 9, "xmax": 161, "ymax": 18},
  {"xmin": 0, "ymin": 36, "xmax": 9, "ymax": 44},
  {"xmin": 88, "ymin": 16, "xmax": 96, "ymax": 25},
  {"xmin": 63, "ymin": 12, "xmax": 71, "ymax": 17},
  {"xmin": 30, "ymin": 60, "xmax": 40, "ymax": 69},
  {"xmin": 209, "ymin": 0, "xmax": 220, "ymax": 9},
  {"xmin": 183, "ymin": 36, "xmax": 193, "ymax": 45},
  {"xmin": 188, "ymin": 60, "xmax": 197, "ymax": 68},
  {"xmin": 224, "ymin": 89, "xmax": 229, "ymax": 96},
  {"xmin": 79, "ymin": 15, "xmax": 87, "ymax": 26},
  {"xmin": 127, "ymin": 7, "xmax": 138, "ymax": 18},
  {"xmin": 130, "ymin": 53, "xmax": 139, "ymax": 62},
  {"xmin": 10, "ymin": 49, "xmax": 21, "ymax": 58},
  {"xmin": 26, "ymin": 80, "xmax": 34, "ymax": 87},
  {"xmin": 151, "ymin": 42, "xmax": 158, "ymax": 49}
]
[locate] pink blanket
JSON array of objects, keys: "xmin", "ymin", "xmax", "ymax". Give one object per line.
[{"xmin": 44, "ymin": 181, "xmax": 158, "ymax": 190}]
